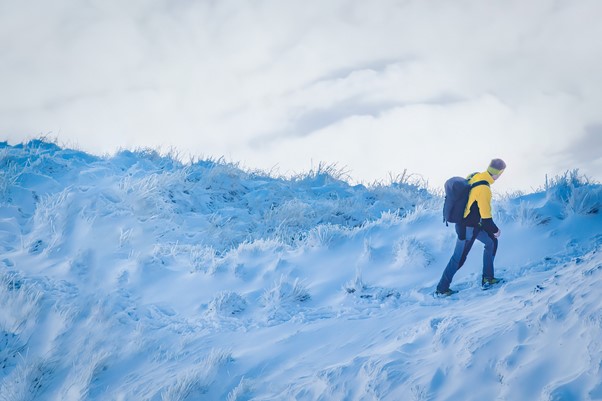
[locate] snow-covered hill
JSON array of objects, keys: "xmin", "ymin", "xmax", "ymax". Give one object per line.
[{"xmin": 1, "ymin": 140, "xmax": 601, "ymax": 401}]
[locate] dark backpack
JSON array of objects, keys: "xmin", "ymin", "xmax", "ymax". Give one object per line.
[{"xmin": 443, "ymin": 174, "xmax": 489, "ymax": 225}]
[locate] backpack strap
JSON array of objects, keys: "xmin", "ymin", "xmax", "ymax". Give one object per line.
[{"xmin": 470, "ymin": 180, "xmax": 490, "ymax": 189}]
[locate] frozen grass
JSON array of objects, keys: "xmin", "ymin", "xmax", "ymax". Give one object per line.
[
  {"xmin": 1, "ymin": 140, "xmax": 601, "ymax": 400},
  {"xmin": 226, "ymin": 377, "xmax": 254, "ymax": 401},
  {"xmin": 58, "ymin": 351, "xmax": 110, "ymax": 401},
  {"xmin": 1, "ymin": 139, "xmax": 434, "ymax": 255},
  {"xmin": 260, "ymin": 276, "xmax": 312, "ymax": 323},
  {"xmin": 208, "ymin": 291, "xmax": 248, "ymax": 317},
  {"xmin": 495, "ymin": 170, "xmax": 601, "ymax": 226},
  {"xmin": 0, "ymin": 152, "xmax": 23, "ymax": 201},
  {"xmin": 393, "ymin": 237, "xmax": 433, "ymax": 268},
  {"xmin": 0, "ymin": 274, "xmax": 43, "ymax": 335},
  {"xmin": 0, "ymin": 357, "xmax": 59, "ymax": 401},
  {"xmin": 160, "ymin": 349, "xmax": 233, "ymax": 401},
  {"xmin": 261, "ymin": 276, "xmax": 311, "ymax": 307},
  {"xmin": 304, "ymin": 224, "xmax": 348, "ymax": 248},
  {"xmin": 546, "ymin": 170, "xmax": 601, "ymax": 216}
]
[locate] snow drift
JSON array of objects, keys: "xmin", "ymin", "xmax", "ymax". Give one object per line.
[{"xmin": 0, "ymin": 140, "xmax": 601, "ymax": 401}]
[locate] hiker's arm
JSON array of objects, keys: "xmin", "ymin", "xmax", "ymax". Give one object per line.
[
  {"xmin": 476, "ymin": 188, "xmax": 499, "ymax": 235},
  {"xmin": 480, "ymin": 218, "xmax": 499, "ymax": 236}
]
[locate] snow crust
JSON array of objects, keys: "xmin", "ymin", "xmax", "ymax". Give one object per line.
[{"xmin": 1, "ymin": 140, "xmax": 601, "ymax": 400}]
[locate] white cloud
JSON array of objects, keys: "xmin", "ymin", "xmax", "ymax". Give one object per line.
[{"xmin": 1, "ymin": 0, "xmax": 601, "ymax": 192}]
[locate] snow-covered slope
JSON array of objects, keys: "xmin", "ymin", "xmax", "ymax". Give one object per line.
[{"xmin": 1, "ymin": 140, "xmax": 601, "ymax": 401}]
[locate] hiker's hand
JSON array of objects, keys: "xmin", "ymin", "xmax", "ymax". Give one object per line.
[{"xmin": 494, "ymin": 230, "xmax": 501, "ymax": 238}]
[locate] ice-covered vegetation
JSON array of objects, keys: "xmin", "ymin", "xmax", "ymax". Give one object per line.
[{"xmin": 1, "ymin": 140, "xmax": 601, "ymax": 400}]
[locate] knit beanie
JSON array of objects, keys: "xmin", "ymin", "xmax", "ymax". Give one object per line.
[{"xmin": 487, "ymin": 158, "xmax": 506, "ymax": 176}]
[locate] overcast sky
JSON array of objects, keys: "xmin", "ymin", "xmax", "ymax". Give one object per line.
[{"xmin": 2, "ymin": 0, "xmax": 601, "ymax": 193}]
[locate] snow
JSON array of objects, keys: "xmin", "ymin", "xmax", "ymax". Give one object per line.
[{"xmin": 1, "ymin": 139, "xmax": 601, "ymax": 401}]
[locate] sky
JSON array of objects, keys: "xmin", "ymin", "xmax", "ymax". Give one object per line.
[{"xmin": 1, "ymin": 0, "xmax": 601, "ymax": 193}]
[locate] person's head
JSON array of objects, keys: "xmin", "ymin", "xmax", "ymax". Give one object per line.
[{"xmin": 487, "ymin": 158, "xmax": 506, "ymax": 180}]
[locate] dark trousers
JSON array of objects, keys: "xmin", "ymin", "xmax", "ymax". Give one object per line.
[{"xmin": 437, "ymin": 226, "xmax": 497, "ymax": 292}]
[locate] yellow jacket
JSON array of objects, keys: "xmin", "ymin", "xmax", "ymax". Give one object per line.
[
  {"xmin": 462, "ymin": 171, "xmax": 499, "ymax": 235},
  {"xmin": 463, "ymin": 171, "xmax": 495, "ymax": 219}
]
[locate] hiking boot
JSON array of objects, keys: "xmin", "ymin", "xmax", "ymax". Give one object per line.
[
  {"xmin": 435, "ymin": 288, "xmax": 458, "ymax": 297},
  {"xmin": 481, "ymin": 277, "xmax": 504, "ymax": 287}
]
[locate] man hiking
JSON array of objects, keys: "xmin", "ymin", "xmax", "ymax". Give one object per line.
[{"xmin": 436, "ymin": 158, "xmax": 507, "ymax": 296}]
